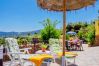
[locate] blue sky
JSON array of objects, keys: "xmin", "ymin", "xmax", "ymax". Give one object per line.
[{"xmin": 0, "ymin": 0, "xmax": 99, "ymax": 32}]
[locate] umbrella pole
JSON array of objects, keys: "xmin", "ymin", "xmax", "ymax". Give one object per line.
[{"xmin": 62, "ymin": 0, "xmax": 66, "ymax": 66}]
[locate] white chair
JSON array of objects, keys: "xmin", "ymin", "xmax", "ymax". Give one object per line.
[
  {"xmin": 0, "ymin": 45, "xmax": 3, "ymax": 66},
  {"xmin": 49, "ymin": 38, "xmax": 77, "ymax": 64},
  {"xmin": 5, "ymin": 38, "xmax": 51, "ymax": 66},
  {"xmin": 0, "ymin": 45, "xmax": 3, "ymax": 59},
  {"xmin": 5, "ymin": 38, "xmax": 35, "ymax": 66}
]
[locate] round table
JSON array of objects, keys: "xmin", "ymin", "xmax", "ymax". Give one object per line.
[
  {"xmin": 35, "ymin": 50, "xmax": 51, "ymax": 54},
  {"xmin": 29, "ymin": 54, "xmax": 53, "ymax": 66}
]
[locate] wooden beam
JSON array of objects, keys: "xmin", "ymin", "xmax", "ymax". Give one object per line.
[{"xmin": 63, "ymin": 0, "xmax": 66, "ymax": 56}]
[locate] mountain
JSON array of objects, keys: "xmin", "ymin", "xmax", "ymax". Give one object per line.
[{"xmin": 0, "ymin": 30, "xmax": 41, "ymax": 38}]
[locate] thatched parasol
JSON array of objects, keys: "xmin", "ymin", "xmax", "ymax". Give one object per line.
[
  {"xmin": 37, "ymin": 0, "xmax": 96, "ymax": 66},
  {"xmin": 37, "ymin": 0, "xmax": 96, "ymax": 11}
]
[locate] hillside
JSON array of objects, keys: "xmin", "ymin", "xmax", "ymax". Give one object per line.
[{"xmin": 0, "ymin": 30, "xmax": 41, "ymax": 37}]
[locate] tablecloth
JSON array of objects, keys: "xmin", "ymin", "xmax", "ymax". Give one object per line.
[{"xmin": 29, "ymin": 54, "xmax": 53, "ymax": 66}]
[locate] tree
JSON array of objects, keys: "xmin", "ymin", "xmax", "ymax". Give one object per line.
[
  {"xmin": 40, "ymin": 18, "xmax": 61, "ymax": 42},
  {"xmin": 67, "ymin": 22, "xmax": 88, "ymax": 33},
  {"xmin": 66, "ymin": 24, "xmax": 73, "ymax": 32},
  {"xmin": 85, "ymin": 23, "xmax": 95, "ymax": 46}
]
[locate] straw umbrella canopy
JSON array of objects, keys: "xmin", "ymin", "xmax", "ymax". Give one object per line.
[
  {"xmin": 37, "ymin": 0, "xmax": 96, "ymax": 11},
  {"xmin": 37, "ymin": 0, "xmax": 96, "ymax": 66}
]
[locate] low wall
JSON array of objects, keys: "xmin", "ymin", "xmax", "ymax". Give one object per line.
[
  {"xmin": 95, "ymin": 35, "xmax": 99, "ymax": 46},
  {"xmin": 95, "ymin": 20, "xmax": 99, "ymax": 46}
]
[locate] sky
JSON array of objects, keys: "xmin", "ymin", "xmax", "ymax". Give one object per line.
[{"xmin": 0, "ymin": 0, "xmax": 99, "ymax": 32}]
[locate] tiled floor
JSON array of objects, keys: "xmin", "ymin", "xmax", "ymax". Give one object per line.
[
  {"xmin": 3, "ymin": 44, "xmax": 99, "ymax": 66},
  {"xmin": 75, "ymin": 45, "xmax": 99, "ymax": 66}
]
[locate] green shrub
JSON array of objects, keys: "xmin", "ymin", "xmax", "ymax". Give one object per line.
[
  {"xmin": 40, "ymin": 18, "xmax": 61, "ymax": 42},
  {"xmin": 17, "ymin": 37, "xmax": 28, "ymax": 45},
  {"xmin": 78, "ymin": 28, "xmax": 85, "ymax": 39},
  {"xmin": 0, "ymin": 38, "xmax": 5, "ymax": 45},
  {"xmin": 66, "ymin": 34, "xmax": 70, "ymax": 40},
  {"xmin": 41, "ymin": 43, "xmax": 48, "ymax": 49},
  {"xmin": 86, "ymin": 24, "xmax": 95, "ymax": 46}
]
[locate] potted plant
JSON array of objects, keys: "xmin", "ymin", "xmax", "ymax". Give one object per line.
[{"xmin": 41, "ymin": 43, "xmax": 47, "ymax": 52}]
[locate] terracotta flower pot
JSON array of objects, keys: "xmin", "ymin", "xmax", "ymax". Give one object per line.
[{"xmin": 42, "ymin": 48, "xmax": 46, "ymax": 52}]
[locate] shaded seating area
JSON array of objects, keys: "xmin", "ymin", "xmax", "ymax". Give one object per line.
[{"xmin": 66, "ymin": 37, "xmax": 83, "ymax": 51}]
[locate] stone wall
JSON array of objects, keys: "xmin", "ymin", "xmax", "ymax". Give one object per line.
[{"xmin": 95, "ymin": 20, "xmax": 99, "ymax": 46}]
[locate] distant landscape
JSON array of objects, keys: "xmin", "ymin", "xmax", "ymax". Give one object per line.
[{"xmin": 0, "ymin": 30, "xmax": 41, "ymax": 37}]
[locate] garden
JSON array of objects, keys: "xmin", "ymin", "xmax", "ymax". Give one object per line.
[{"xmin": 0, "ymin": 18, "xmax": 95, "ymax": 51}]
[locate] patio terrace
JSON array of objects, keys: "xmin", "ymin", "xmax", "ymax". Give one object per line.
[{"xmin": 3, "ymin": 44, "xmax": 99, "ymax": 66}]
